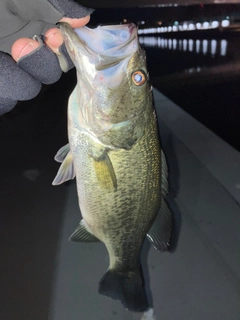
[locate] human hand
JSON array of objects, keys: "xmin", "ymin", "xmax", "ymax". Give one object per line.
[{"xmin": 0, "ymin": 0, "xmax": 94, "ymax": 115}]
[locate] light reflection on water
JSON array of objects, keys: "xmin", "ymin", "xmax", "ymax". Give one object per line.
[{"xmin": 139, "ymin": 37, "xmax": 228, "ymax": 57}]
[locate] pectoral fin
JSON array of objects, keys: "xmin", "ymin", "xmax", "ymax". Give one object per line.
[
  {"xmin": 93, "ymin": 152, "xmax": 117, "ymax": 191},
  {"xmin": 69, "ymin": 220, "xmax": 99, "ymax": 242},
  {"xmin": 54, "ymin": 143, "xmax": 70, "ymax": 163},
  {"xmin": 147, "ymin": 200, "xmax": 172, "ymax": 252},
  {"xmin": 52, "ymin": 151, "xmax": 75, "ymax": 185}
]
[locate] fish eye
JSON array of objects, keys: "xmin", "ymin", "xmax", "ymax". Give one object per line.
[{"xmin": 132, "ymin": 71, "xmax": 146, "ymax": 86}]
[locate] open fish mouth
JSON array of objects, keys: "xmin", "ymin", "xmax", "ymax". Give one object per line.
[
  {"xmin": 75, "ymin": 23, "xmax": 137, "ymax": 54},
  {"xmin": 59, "ymin": 22, "xmax": 139, "ymax": 71}
]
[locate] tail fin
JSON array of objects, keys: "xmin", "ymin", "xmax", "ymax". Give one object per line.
[{"xmin": 98, "ymin": 269, "xmax": 148, "ymax": 312}]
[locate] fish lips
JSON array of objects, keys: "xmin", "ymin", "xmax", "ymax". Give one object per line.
[{"xmin": 59, "ymin": 22, "xmax": 139, "ymax": 71}]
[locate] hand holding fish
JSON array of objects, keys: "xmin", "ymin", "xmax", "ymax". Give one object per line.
[{"xmin": 0, "ymin": 0, "xmax": 94, "ymax": 115}]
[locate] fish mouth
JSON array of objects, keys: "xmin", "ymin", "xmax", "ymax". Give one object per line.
[{"xmin": 59, "ymin": 22, "xmax": 138, "ymax": 70}]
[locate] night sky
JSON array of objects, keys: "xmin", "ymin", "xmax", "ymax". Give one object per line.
[
  {"xmin": 85, "ymin": 3, "xmax": 240, "ymax": 27},
  {"xmin": 78, "ymin": 0, "xmax": 240, "ymax": 8}
]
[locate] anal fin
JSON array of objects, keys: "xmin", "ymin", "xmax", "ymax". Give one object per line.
[{"xmin": 69, "ymin": 220, "xmax": 99, "ymax": 242}]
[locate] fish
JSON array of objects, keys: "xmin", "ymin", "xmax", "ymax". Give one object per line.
[{"xmin": 53, "ymin": 22, "xmax": 172, "ymax": 313}]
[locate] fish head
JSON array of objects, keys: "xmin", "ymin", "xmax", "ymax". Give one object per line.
[{"xmin": 60, "ymin": 22, "xmax": 153, "ymax": 149}]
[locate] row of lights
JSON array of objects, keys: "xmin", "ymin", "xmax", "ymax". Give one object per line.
[
  {"xmin": 139, "ymin": 37, "xmax": 228, "ymax": 57},
  {"xmin": 138, "ymin": 19, "xmax": 230, "ymax": 34}
]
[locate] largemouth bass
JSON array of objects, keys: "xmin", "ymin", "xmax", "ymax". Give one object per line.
[{"xmin": 53, "ymin": 22, "xmax": 172, "ymax": 312}]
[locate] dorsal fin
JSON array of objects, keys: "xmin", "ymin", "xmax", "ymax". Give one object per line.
[
  {"xmin": 161, "ymin": 150, "xmax": 169, "ymax": 197},
  {"xmin": 146, "ymin": 150, "xmax": 172, "ymax": 251},
  {"xmin": 147, "ymin": 199, "xmax": 172, "ymax": 252}
]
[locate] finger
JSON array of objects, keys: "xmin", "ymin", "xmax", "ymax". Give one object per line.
[
  {"xmin": 44, "ymin": 28, "xmax": 63, "ymax": 55},
  {"xmin": 45, "ymin": 14, "xmax": 90, "ymax": 54},
  {"xmin": 11, "ymin": 38, "xmax": 40, "ymax": 62},
  {"xmin": 11, "ymin": 36, "xmax": 62, "ymax": 84},
  {"xmin": 11, "ymin": 14, "xmax": 90, "ymax": 60},
  {"xmin": 59, "ymin": 15, "xmax": 91, "ymax": 28},
  {"xmin": 44, "ymin": 28, "xmax": 74, "ymax": 72}
]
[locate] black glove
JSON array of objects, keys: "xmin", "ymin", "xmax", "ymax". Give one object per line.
[{"xmin": 0, "ymin": 0, "xmax": 94, "ymax": 115}]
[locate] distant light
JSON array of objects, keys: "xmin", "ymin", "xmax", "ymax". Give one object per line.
[
  {"xmin": 189, "ymin": 23, "xmax": 195, "ymax": 30},
  {"xmin": 173, "ymin": 39, "xmax": 177, "ymax": 50},
  {"xmin": 179, "ymin": 39, "xmax": 182, "ymax": 50},
  {"xmin": 179, "ymin": 25, "xmax": 183, "ymax": 31},
  {"xmin": 141, "ymin": 21, "xmax": 145, "ymax": 25},
  {"xmin": 183, "ymin": 23, "xmax": 188, "ymax": 30},
  {"xmin": 139, "ymin": 36, "xmax": 158, "ymax": 47},
  {"xmin": 222, "ymin": 20, "xmax": 230, "ymax": 27},
  {"xmin": 168, "ymin": 26, "xmax": 172, "ymax": 32},
  {"xmin": 123, "ymin": 19, "xmax": 127, "ymax": 23},
  {"xmin": 203, "ymin": 39, "xmax": 208, "ymax": 55},
  {"xmin": 196, "ymin": 39, "xmax": 200, "ymax": 53},
  {"xmin": 189, "ymin": 39, "xmax": 193, "ymax": 51},
  {"xmin": 157, "ymin": 21, "xmax": 162, "ymax": 25},
  {"xmin": 183, "ymin": 39, "xmax": 187, "ymax": 51},
  {"xmin": 173, "ymin": 26, "xmax": 178, "ymax": 32},
  {"xmin": 203, "ymin": 22, "xmax": 209, "ymax": 29},
  {"xmin": 211, "ymin": 39, "xmax": 217, "ymax": 56},
  {"xmin": 174, "ymin": 21, "xmax": 179, "ymax": 26},
  {"xmin": 221, "ymin": 39, "xmax": 228, "ymax": 56},
  {"xmin": 150, "ymin": 28, "xmax": 157, "ymax": 33},
  {"xmin": 212, "ymin": 21, "xmax": 219, "ymax": 28},
  {"xmin": 226, "ymin": 16, "xmax": 230, "ymax": 20},
  {"xmin": 196, "ymin": 23, "xmax": 202, "ymax": 29},
  {"xmin": 168, "ymin": 39, "xmax": 172, "ymax": 49}
]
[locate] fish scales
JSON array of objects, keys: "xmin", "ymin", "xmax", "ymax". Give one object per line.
[
  {"xmin": 53, "ymin": 22, "xmax": 172, "ymax": 313},
  {"xmin": 72, "ymin": 117, "xmax": 162, "ymax": 269}
]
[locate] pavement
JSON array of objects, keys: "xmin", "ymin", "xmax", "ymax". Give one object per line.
[{"xmin": 1, "ymin": 71, "xmax": 240, "ymax": 320}]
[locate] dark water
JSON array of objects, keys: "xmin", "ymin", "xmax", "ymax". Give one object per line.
[{"xmin": 140, "ymin": 34, "xmax": 240, "ymax": 152}]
